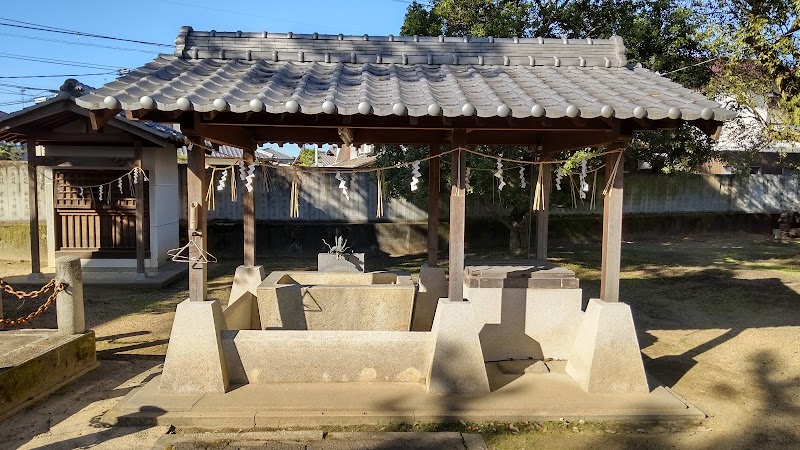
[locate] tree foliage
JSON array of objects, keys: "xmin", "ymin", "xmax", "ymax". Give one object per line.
[
  {"xmin": 399, "ymin": 0, "xmax": 719, "ymax": 175},
  {"xmin": 701, "ymin": 0, "xmax": 800, "ymax": 141},
  {"xmin": 389, "ymin": 0, "xmax": 799, "ymax": 248},
  {"xmin": 0, "ymin": 142, "xmax": 24, "ymax": 160},
  {"xmin": 294, "ymin": 147, "xmax": 316, "ymax": 166}
]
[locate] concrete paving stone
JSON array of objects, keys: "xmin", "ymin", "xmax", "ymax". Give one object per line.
[
  {"xmin": 111, "ymin": 370, "xmax": 703, "ymax": 428},
  {"xmin": 461, "ymin": 433, "xmax": 489, "ymax": 450},
  {"xmin": 311, "ymin": 432, "xmax": 470, "ymax": 450},
  {"xmin": 254, "ymin": 412, "xmax": 417, "ymax": 429},
  {"xmin": 151, "ymin": 431, "xmax": 483, "ymax": 450},
  {"xmin": 115, "ymin": 376, "xmax": 204, "ymax": 412}
]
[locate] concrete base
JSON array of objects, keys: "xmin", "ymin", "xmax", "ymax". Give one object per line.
[
  {"xmin": 427, "ymin": 300, "xmax": 491, "ymax": 394},
  {"xmin": 257, "ymin": 271, "xmax": 416, "ymax": 331},
  {"xmin": 0, "ymin": 330, "xmax": 98, "ymax": 420},
  {"xmin": 105, "ymin": 369, "xmax": 703, "ymax": 428},
  {"xmin": 318, "ymin": 253, "xmax": 366, "ymax": 272},
  {"xmin": 463, "ymin": 262, "xmax": 584, "ymax": 362},
  {"xmin": 412, "ymin": 265, "xmax": 447, "ymax": 332},
  {"xmin": 227, "ymin": 265, "xmax": 264, "ymax": 330},
  {"xmin": 4, "ymin": 262, "xmax": 188, "ymax": 288},
  {"xmin": 222, "ymin": 330, "xmax": 433, "ymax": 384},
  {"xmin": 160, "ymin": 299, "xmax": 230, "ymax": 394},
  {"xmin": 566, "ymin": 299, "xmax": 650, "ymax": 393}
]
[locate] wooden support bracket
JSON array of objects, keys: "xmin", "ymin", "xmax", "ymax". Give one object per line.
[{"xmin": 89, "ymin": 108, "xmax": 120, "ymax": 131}]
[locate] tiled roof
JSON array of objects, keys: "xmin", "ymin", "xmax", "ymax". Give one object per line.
[
  {"xmin": 298, "ymin": 150, "xmax": 337, "ymax": 167},
  {"xmin": 328, "ymin": 155, "xmax": 378, "ymax": 168},
  {"xmin": 176, "ymin": 145, "xmax": 296, "ymax": 162},
  {"xmin": 0, "ymin": 90, "xmax": 185, "ymax": 145},
  {"xmin": 75, "ymin": 27, "xmax": 734, "ymax": 122}
]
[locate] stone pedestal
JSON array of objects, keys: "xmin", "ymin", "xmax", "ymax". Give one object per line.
[
  {"xmin": 55, "ymin": 256, "xmax": 84, "ymax": 335},
  {"xmin": 228, "ymin": 265, "xmax": 265, "ymax": 330},
  {"xmin": 160, "ymin": 299, "xmax": 229, "ymax": 394},
  {"xmin": 318, "ymin": 253, "xmax": 365, "ymax": 272},
  {"xmin": 565, "ymin": 299, "xmax": 649, "ymax": 393},
  {"xmin": 411, "ymin": 265, "xmax": 447, "ymax": 331},
  {"xmin": 426, "ymin": 299, "xmax": 490, "ymax": 394}
]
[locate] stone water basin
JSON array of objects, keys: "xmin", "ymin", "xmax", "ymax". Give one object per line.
[{"xmin": 256, "ymin": 271, "xmax": 417, "ymax": 331}]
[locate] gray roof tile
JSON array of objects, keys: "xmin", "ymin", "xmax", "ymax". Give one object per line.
[{"xmin": 75, "ymin": 28, "xmax": 735, "ymax": 122}]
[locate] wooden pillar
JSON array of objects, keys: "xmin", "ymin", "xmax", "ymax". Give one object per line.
[
  {"xmin": 243, "ymin": 147, "xmax": 256, "ymax": 266},
  {"xmin": 448, "ymin": 129, "xmax": 467, "ymax": 301},
  {"xmin": 187, "ymin": 140, "xmax": 207, "ymax": 301},
  {"xmin": 134, "ymin": 142, "xmax": 146, "ymax": 277},
  {"xmin": 26, "ymin": 138, "xmax": 41, "ymax": 278},
  {"xmin": 600, "ymin": 148, "xmax": 625, "ymax": 302},
  {"xmin": 536, "ymin": 158, "xmax": 552, "ymax": 260},
  {"xmin": 427, "ymin": 143, "xmax": 441, "ymax": 266}
]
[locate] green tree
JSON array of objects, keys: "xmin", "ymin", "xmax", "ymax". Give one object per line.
[
  {"xmin": 701, "ymin": 0, "xmax": 800, "ymax": 141},
  {"xmin": 0, "ymin": 142, "xmax": 24, "ymax": 160},
  {"xmin": 294, "ymin": 147, "xmax": 316, "ymax": 166},
  {"xmin": 399, "ymin": 1, "xmax": 720, "ymax": 174}
]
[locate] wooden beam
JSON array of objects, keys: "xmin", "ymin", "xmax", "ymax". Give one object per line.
[
  {"xmin": 427, "ymin": 143, "xmax": 441, "ymax": 266},
  {"xmin": 26, "ymin": 138, "xmax": 41, "ymax": 278},
  {"xmin": 34, "ymin": 157, "xmax": 136, "ymax": 168},
  {"xmin": 186, "ymin": 137, "xmax": 207, "ymax": 301},
  {"xmin": 199, "ymin": 111, "xmax": 616, "ymax": 132},
  {"xmin": 600, "ymin": 146, "xmax": 625, "ymax": 303},
  {"xmin": 89, "ymin": 108, "xmax": 120, "ymax": 131},
  {"xmin": 541, "ymin": 130, "xmax": 621, "ymax": 152},
  {"xmin": 134, "ymin": 142, "xmax": 146, "ymax": 277},
  {"xmin": 536, "ymin": 157, "xmax": 552, "ymax": 260},
  {"xmin": 243, "ymin": 146, "xmax": 256, "ymax": 266},
  {"xmin": 195, "ymin": 122, "xmax": 256, "ymax": 150},
  {"xmin": 17, "ymin": 131, "xmax": 138, "ymax": 144},
  {"xmin": 448, "ymin": 129, "xmax": 467, "ymax": 302}
]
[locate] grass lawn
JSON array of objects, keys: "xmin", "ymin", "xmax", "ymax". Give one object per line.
[{"xmin": 1, "ymin": 232, "xmax": 798, "ymax": 449}]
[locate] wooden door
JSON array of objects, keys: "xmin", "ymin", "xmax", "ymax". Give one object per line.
[{"xmin": 54, "ymin": 169, "xmax": 149, "ymax": 258}]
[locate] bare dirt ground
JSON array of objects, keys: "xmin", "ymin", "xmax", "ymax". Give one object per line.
[{"xmin": 0, "ymin": 233, "xmax": 798, "ymax": 449}]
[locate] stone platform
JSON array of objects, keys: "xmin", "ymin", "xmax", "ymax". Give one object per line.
[
  {"xmin": 0, "ymin": 329, "xmax": 98, "ymax": 420},
  {"xmin": 104, "ymin": 366, "xmax": 703, "ymax": 428},
  {"xmin": 3, "ymin": 262, "xmax": 187, "ymax": 288}
]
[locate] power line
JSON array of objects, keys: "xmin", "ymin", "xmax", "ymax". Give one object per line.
[
  {"xmin": 0, "ymin": 17, "xmax": 172, "ymax": 47},
  {"xmin": 0, "ymin": 31, "xmax": 158, "ymax": 53},
  {"xmin": 0, "ymin": 82, "xmax": 59, "ymax": 91},
  {"xmin": 0, "ymin": 72, "xmax": 116, "ymax": 79},
  {"xmin": 659, "ymin": 57, "xmax": 721, "ymax": 76},
  {"xmin": 154, "ymin": 0, "xmax": 339, "ymax": 32},
  {"xmin": 0, "ymin": 53, "xmax": 122, "ymax": 71}
]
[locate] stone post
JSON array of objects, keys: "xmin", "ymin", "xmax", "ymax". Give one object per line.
[{"xmin": 55, "ymin": 256, "xmax": 85, "ymax": 335}]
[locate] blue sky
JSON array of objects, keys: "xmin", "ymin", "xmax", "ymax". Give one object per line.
[{"xmin": 0, "ymin": 0, "xmax": 412, "ymax": 153}]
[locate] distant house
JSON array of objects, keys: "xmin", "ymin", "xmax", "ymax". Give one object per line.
[
  {"xmin": 176, "ymin": 144, "xmax": 295, "ymax": 166},
  {"xmin": 699, "ymin": 99, "xmax": 800, "ymax": 175},
  {"xmin": 294, "ymin": 143, "xmax": 376, "ymax": 168}
]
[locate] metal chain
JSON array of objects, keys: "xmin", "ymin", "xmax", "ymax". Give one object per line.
[
  {"xmin": 1, "ymin": 278, "xmax": 56, "ymax": 299},
  {"xmin": 0, "ymin": 279, "xmax": 68, "ymax": 326}
]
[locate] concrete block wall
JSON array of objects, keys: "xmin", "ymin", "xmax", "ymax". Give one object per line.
[
  {"xmin": 221, "ymin": 330, "xmax": 433, "ymax": 384},
  {"xmin": 466, "ymin": 286, "xmax": 583, "ymax": 362}
]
